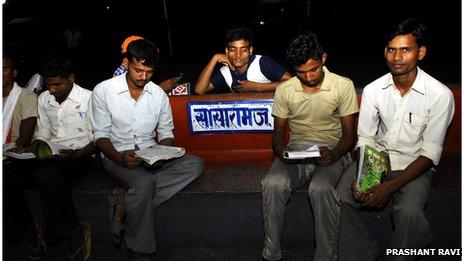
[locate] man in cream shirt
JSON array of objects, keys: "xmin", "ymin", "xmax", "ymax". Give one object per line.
[{"xmin": 261, "ymin": 32, "xmax": 358, "ymax": 261}]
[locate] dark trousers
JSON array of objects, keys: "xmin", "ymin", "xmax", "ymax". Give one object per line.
[{"xmin": 3, "ymin": 156, "xmax": 93, "ymax": 246}]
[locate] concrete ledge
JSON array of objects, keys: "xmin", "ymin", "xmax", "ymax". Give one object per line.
[
  {"xmin": 73, "ymin": 155, "xmax": 460, "ymax": 194},
  {"xmin": 58, "ymin": 189, "xmax": 459, "ymax": 250}
]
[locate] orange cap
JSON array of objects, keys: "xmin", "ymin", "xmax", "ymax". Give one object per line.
[{"xmin": 121, "ymin": 35, "xmax": 144, "ymax": 54}]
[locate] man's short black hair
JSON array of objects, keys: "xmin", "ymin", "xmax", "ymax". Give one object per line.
[
  {"xmin": 386, "ymin": 18, "xmax": 427, "ymax": 47},
  {"xmin": 286, "ymin": 32, "xmax": 324, "ymax": 67},
  {"xmin": 125, "ymin": 39, "xmax": 161, "ymax": 69},
  {"xmin": 40, "ymin": 50, "xmax": 74, "ymax": 78},
  {"xmin": 3, "ymin": 43, "xmax": 24, "ymax": 71},
  {"xmin": 225, "ymin": 27, "xmax": 254, "ymax": 46}
]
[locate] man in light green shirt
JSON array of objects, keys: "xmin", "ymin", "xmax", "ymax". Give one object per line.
[
  {"xmin": 3, "ymin": 50, "xmax": 38, "ymax": 150},
  {"xmin": 261, "ymin": 32, "xmax": 358, "ymax": 261}
]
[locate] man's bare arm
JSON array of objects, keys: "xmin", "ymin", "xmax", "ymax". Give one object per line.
[
  {"xmin": 233, "ymin": 72, "xmax": 292, "ymax": 92},
  {"xmin": 272, "ymin": 116, "xmax": 288, "ymax": 158},
  {"xmin": 158, "ymin": 138, "xmax": 174, "ymax": 146},
  {"xmin": 96, "ymin": 138, "xmax": 142, "ymax": 168},
  {"xmin": 195, "ymin": 54, "xmax": 230, "ymax": 94},
  {"xmin": 15, "ymin": 117, "xmax": 37, "ymax": 147}
]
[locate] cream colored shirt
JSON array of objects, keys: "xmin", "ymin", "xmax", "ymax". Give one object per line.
[
  {"xmin": 8, "ymin": 88, "xmax": 38, "ymax": 142},
  {"xmin": 35, "ymin": 83, "xmax": 93, "ymax": 149},
  {"xmin": 357, "ymin": 68, "xmax": 455, "ymax": 171},
  {"xmin": 272, "ymin": 67, "xmax": 359, "ymax": 146}
]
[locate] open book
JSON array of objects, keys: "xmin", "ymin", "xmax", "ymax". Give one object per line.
[
  {"xmin": 135, "ymin": 145, "xmax": 186, "ymax": 165},
  {"xmin": 3, "ymin": 143, "xmax": 35, "ymax": 159},
  {"xmin": 32, "ymin": 138, "xmax": 68, "ymax": 159},
  {"xmin": 356, "ymin": 144, "xmax": 390, "ymax": 192},
  {"xmin": 283, "ymin": 145, "xmax": 320, "ymax": 159}
]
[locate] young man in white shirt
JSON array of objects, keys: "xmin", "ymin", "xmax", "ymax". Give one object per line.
[
  {"xmin": 337, "ymin": 18, "xmax": 455, "ymax": 260},
  {"xmin": 5, "ymin": 51, "xmax": 95, "ymax": 260},
  {"xmin": 90, "ymin": 39, "xmax": 203, "ymax": 260}
]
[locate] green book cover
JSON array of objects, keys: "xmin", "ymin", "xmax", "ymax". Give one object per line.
[
  {"xmin": 356, "ymin": 144, "xmax": 390, "ymax": 192},
  {"xmin": 32, "ymin": 138, "xmax": 68, "ymax": 159}
]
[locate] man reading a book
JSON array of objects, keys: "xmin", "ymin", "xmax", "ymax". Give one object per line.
[
  {"xmin": 2, "ymin": 46, "xmax": 38, "ymax": 152},
  {"xmin": 5, "ymin": 50, "xmax": 95, "ymax": 260},
  {"xmin": 261, "ymin": 32, "xmax": 358, "ymax": 261},
  {"xmin": 90, "ymin": 38, "xmax": 203, "ymax": 260},
  {"xmin": 337, "ymin": 18, "xmax": 455, "ymax": 260},
  {"xmin": 2, "ymin": 46, "xmax": 41, "ymax": 256}
]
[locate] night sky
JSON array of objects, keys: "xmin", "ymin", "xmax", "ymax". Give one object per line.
[{"xmin": 3, "ymin": 0, "xmax": 461, "ymax": 90}]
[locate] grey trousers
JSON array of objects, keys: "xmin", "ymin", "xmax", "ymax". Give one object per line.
[
  {"xmin": 337, "ymin": 163, "xmax": 433, "ymax": 261},
  {"xmin": 261, "ymin": 154, "xmax": 353, "ymax": 261},
  {"xmin": 103, "ymin": 154, "xmax": 203, "ymax": 253}
]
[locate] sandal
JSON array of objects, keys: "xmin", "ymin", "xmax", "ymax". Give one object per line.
[
  {"xmin": 108, "ymin": 187, "xmax": 126, "ymax": 248},
  {"xmin": 68, "ymin": 222, "xmax": 92, "ymax": 261},
  {"xmin": 27, "ymin": 222, "xmax": 47, "ymax": 260}
]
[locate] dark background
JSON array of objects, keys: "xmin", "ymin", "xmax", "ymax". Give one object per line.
[{"xmin": 3, "ymin": 0, "xmax": 461, "ymax": 90}]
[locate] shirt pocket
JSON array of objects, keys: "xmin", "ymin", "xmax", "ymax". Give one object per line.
[
  {"xmin": 65, "ymin": 110, "xmax": 88, "ymax": 136},
  {"xmin": 401, "ymin": 114, "xmax": 427, "ymax": 145},
  {"xmin": 138, "ymin": 112, "xmax": 158, "ymax": 135}
]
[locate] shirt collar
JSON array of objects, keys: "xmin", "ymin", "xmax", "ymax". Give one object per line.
[
  {"xmin": 383, "ymin": 67, "xmax": 425, "ymax": 95},
  {"xmin": 47, "ymin": 83, "xmax": 80, "ymax": 106},
  {"xmin": 115, "ymin": 74, "xmax": 154, "ymax": 95},
  {"xmin": 319, "ymin": 67, "xmax": 332, "ymax": 91},
  {"xmin": 115, "ymin": 74, "xmax": 129, "ymax": 94},
  {"xmin": 66, "ymin": 83, "xmax": 81, "ymax": 103},
  {"xmin": 410, "ymin": 67, "xmax": 425, "ymax": 94},
  {"xmin": 294, "ymin": 66, "xmax": 332, "ymax": 92},
  {"xmin": 230, "ymin": 55, "xmax": 256, "ymax": 76}
]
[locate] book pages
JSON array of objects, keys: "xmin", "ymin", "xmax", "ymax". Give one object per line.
[
  {"xmin": 4, "ymin": 151, "xmax": 35, "ymax": 159},
  {"xmin": 3, "ymin": 143, "xmax": 35, "ymax": 159},
  {"xmin": 135, "ymin": 145, "xmax": 186, "ymax": 165},
  {"xmin": 283, "ymin": 145, "xmax": 320, "ymax": 159}
]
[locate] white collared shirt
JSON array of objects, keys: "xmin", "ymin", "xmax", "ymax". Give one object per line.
[
  {"xmin": 357, "ymin": 68, "xmax": 455, "ymax": 171},
  {"xmin": 90, "ymin": 73, "xmax": 174, "ymax": 152},
  {"xmin": 35, "ymin": 83, "xmax": 93, "ymax": 149}
]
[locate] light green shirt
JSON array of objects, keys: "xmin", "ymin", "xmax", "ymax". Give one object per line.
[
  {"xmin": 11, "ymin": 88, "xmax": 38, "ymax": 142},
  {"xmin": 272, "ymin": 67, "xmax": 359, "ymax": 146}
]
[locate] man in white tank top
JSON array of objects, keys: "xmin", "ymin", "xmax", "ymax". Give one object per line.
[{"xmin": 194, "ymin": 27, "xmax": 291, "ymax": 94}]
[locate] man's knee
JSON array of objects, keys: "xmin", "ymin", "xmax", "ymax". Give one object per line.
[
  {"xmin": 187, "ymin": 155, "xmax": 204, "ymax": 179},
  {"xmin": 308, "ymin": 177, "xmax": 334, "ymax": 198},
  {"xmin": 337, "ymin": 164, "xmax": 357, "ymax": 202},
  {"xmin": 394, "ymin": 204, "xmax": 426, "ymax": 223},
  {"xmin": 261, "ymin": 172, "xmax": 291, "ymax": 194},
  {"xmin": 130, "ymin": 176, "xmax": 156, "ymax": 200}
]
